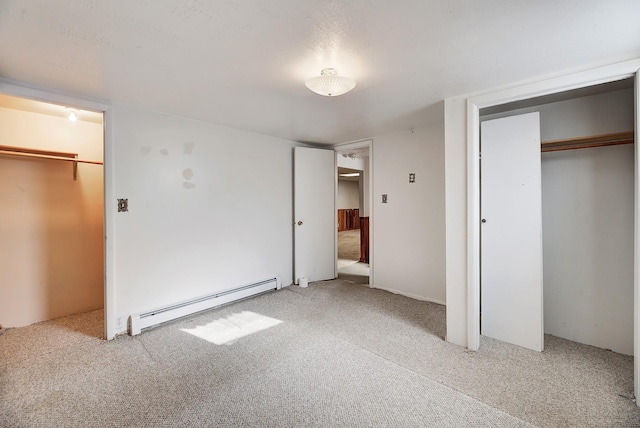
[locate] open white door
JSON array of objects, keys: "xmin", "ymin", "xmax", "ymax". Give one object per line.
[
  {"xmin": 481, "ymin": 112, "xmax": 543, "ymax": 352},
  {"xmin": 294, "ymin": 147, "xmax": 336, "ymax": 284}
]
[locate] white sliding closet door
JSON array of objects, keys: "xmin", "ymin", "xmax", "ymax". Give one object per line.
[{"xmin": 481, "ymin": 112, "xmax": 543, "ymax": 352}]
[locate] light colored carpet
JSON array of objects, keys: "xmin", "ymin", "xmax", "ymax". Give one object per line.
[{"xmin": 1, "ymin": 279, "xmax": 639, "ymax": 427}]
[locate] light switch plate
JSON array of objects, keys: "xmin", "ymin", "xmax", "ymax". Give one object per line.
[
  {"xmin": 117, "ymin": 199, "xmax": 128, "ymax": 212},
  {"xmin": 382, "ymin": 194, "xmax": 388, "ymax": 204}
]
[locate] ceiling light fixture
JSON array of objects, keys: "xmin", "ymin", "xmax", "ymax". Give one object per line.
[
  {"xmin": 305, "ymin": 68, "xmax": 356, "ymax": 97},
  {"xmin": 66, "ymin": 108, "xmax": 78, "ymax": 122}
]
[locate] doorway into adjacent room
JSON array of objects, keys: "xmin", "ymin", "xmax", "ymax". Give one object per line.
[{"xmin": 336, "ymin": 145, "xmax": 371, "ymax": 285}]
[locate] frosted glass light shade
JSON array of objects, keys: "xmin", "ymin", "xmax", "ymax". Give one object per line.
[{"xmin": 305, "ymin": 68, "xmax": 356, "ymax": 97}]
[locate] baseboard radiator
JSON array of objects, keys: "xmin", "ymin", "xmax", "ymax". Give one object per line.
[{"xmin": 128, "ymin": 277, "xmax": 280, "ymax": 336}]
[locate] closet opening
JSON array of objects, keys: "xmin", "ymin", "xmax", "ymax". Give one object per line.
[
  {"xmin": 479, "ymin": 77, "xmax": 635, "ymax": 355},
  {"xmin": 0, "ymin": 93, "xmax": 105, "ymax": 337}
]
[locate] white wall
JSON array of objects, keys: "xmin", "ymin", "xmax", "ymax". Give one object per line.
[
  {"xmin": 0, "ymin": 107, "xmax": 104, "ymax": 327},
  {"xmin": 337, "ymin": 180, "xmax": 360, "ymax": 210},
  {"xmin": 543, "ymin": 145, "xmax": 633, "ymax": 354},
  {"xmin": 481, "ymin": 89, "xmax": 634, "ymax": 140},
  {"xmin": 372, "ymin": 117, "xmax": 446, "ymax": 304},
  {"xmin": 337, "ymin": 155, "xmax": 365, "ymax": 170},
  {"xmin": 359, "ymin": 161, "xmax": 370, "ymax": 217},
  {"xmin": 480, "ymin": 89, "xmax": 635, "ymax": 354},
  {"xmin": 111, "ymin": 104, "xmax": 299, "ymax": 333},
  {"xmin": 444, "ymin": 97, "xmax": 468, "ymax": 345}
]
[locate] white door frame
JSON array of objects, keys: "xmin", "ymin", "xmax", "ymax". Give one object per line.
[
  {"xmin": 464, "ymin": 59, "xmax": 640, "ymax": 397},
  {"xmin": 0, "ymin": 78, "xmax": 116, "ymax": 340},
  {"xmin": 333, "ymin": 139, "xmax": 374, "ymax": 286}
]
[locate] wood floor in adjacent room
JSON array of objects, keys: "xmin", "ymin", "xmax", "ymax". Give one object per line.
[{"xmin": 1, "ymin": 279, "xmax": 638, "ymax": 427}]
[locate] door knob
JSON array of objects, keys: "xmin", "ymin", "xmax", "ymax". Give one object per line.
[
  {"xmin": 297, "ymin": 221, "xmax": 303, "ymax": 226},
  {"xmin": 481, "ymin": 219, "xmax": 487, "ymax": 223}
]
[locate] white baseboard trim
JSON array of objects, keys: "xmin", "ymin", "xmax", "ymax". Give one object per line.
[{"xmin": 370, "ymin": 285, "xmax": 446, "ymax": 306}]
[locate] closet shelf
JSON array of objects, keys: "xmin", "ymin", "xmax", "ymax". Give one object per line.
[
  {"xmin": 541, "ymin": 131, "xmax": 634, "ymax": 153},
  {"xmin": 0, "ymin": 145, "xmax": 103, "ymax": 180}
]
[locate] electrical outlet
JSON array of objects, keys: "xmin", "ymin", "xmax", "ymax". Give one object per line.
[
  {"xmin": 382, "ymin": 194, "xmax": 388, "ymax": 204},
  {"xmin": 409, "ymin": 173, "xmax": 415, "ymax": 183}
]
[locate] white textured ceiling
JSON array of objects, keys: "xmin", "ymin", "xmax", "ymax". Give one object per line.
[{"xmin": 1, "ymin": 1, "xmax": 639, "ymax": 144}]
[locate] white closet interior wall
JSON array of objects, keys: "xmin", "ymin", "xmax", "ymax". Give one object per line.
[
  {"xmin": 337, "ymin": 180, "xmax": 360, "ymax": 210},
  {"xmin": 481, "ymin": 86, "xmax": 635, "ymax": 355}
]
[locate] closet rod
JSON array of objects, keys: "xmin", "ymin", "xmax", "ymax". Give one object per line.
[
  {"xmin": 541, "ymin": 131, "xmax": 634, "ymax": 153},
  {"xmin": 0, "ymin": 145, "xmax": 103, "ymax": 180},
  {"xmin": 0, "ymin": 149, "xmax": 103, "ymax": 165}
]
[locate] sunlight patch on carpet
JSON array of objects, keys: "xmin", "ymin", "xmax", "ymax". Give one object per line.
[{"xmin": 181, "ymin": 311, "xmax": 283, "ymax": 345}]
